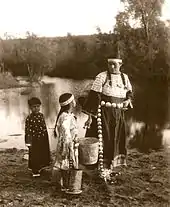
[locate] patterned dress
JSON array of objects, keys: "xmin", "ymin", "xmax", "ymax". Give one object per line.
[
  {"xmin": 54, "ymin": 112, "xmax": 78, "ymax": 170},
  {"xmin": 25, "ymin": 112, "xmax": 51, "ymax": 173},
  {"xmin": 83, "ymin": 71, "xmax": 133, "ymax": 170}
]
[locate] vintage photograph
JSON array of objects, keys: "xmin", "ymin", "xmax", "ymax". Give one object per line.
[{"xmin": 0, "ymin": 0, "xmax": 170, "ymax": 206}]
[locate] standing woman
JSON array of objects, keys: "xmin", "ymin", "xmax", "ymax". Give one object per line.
[
  {"xmin": 83, "ymin": 58, "xmax": 133, "ymax": 178},
  {"xmin": 25, "ymin": 97, "xmax": 51, "ymax": 177}
]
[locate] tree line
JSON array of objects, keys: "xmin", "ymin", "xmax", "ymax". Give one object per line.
[
  {"xmin": 0, "ymin": 0, "xmax": 169, "ymax": 82},
  {"xmin": 0, "ymin": 0, "xmax": 169, "ymax": 151}
]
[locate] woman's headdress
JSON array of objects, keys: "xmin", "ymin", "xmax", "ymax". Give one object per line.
[{"xmin": 108, "ymin": 58, "xmax": 122, "ymax": 64}]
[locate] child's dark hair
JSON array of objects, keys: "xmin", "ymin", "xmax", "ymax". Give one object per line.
[
  {"xmin": 55, "ymin": 93, "xmax": 73, "ymax": 124},
  {"xmin": 28, "ymin": 97, "xmax": 41, "ymax": 106},
  {"xmin": 56, "ymin": 105, "xmax": 70, "ymax": 122},
  {"xmin": 59, "ymin": 93, "xmax": 73, "ymax": 105}
]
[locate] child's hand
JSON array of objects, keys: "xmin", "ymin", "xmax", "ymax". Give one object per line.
[{"xmin": 25, "ymin": 143, "xmax": 31, "ymax": 148}]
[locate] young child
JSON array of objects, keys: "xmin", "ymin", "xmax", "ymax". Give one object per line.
[
  {"xmin": 25, "ymin": 97, "xmax": 51, "ymax": 177},
  {"xmin": 53, "ymin": 93, "xmax": 79, "ymax": 191}
]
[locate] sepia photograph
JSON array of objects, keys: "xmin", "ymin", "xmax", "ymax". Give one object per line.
[{"xmin": 0, "ymin": 0, "xmax": 170, "ymax": 206}]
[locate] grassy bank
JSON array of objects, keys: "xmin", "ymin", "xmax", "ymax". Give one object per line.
[
  {"xmin": 0, "ymin": 148, "xmax": 169, "ymax": 207},
  {"xmin": 0, "ymin": 73, "xmax": 20, "ymax": 89}
]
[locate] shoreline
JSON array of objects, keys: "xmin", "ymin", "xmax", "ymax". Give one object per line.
[{"xmin": 0, "ymin": 74, "xmax": 93, "ymax": 90}]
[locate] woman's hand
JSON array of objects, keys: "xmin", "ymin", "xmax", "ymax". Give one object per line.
[
  {"xmin": 84, "ymin": 115, "xmax": 92, "ymax": 129},
  {"xmin": 123, "ymin": 99, "xmax": 130, "ymax": 109}
]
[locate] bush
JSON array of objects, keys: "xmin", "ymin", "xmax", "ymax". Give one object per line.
[{"xmin": 0, "ymin": 72, "xmax": 20, "ymax": 89}]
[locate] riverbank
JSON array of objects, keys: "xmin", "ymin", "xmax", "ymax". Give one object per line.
[
  {"xmin": 0, "ymin": 148, "xmax": 169, "ymax": 207},
  {"xmin": 0, "ymin": 73, "xmax": 20, "ymax": 89},
  {"xmin": 0, "ymin": 74, "xmax": 52, "ymax": 89}
]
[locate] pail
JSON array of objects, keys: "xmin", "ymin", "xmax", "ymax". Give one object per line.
[
  {"xmin": 61, "ymin": 170, "xmax": 69, "ymax": 189},
  {"xmin": 79, "ymin": 137, "xmax": 99, "ymax": 165},
  {"xmin": 66, "ymin": 169, "xmax": 83, "ymax": 194},
  {"xmin": 52, "ymin": 168, "xmax": 69, "ymax": 188}
]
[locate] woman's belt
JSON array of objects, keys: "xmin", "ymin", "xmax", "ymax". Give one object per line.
[
  {"xmin": 100, "ymin": 100, "xmax": 123, "ymax": 108},
  {"xmin": 100, "ymin": 100, "xmax": 133, "ymax": 109}
]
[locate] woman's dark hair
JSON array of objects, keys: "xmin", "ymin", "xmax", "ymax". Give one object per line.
[
  {"xmin": 107, "ymin": 61, "xmax": 117, "ymax": 86},
  {"xmin": 106, "ymin": 71, "xmax": 112, "ymax": 86}
]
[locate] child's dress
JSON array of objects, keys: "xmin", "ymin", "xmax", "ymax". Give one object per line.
[
  {"xmin": 25, "ymin": 112, "xmax": 51, "ymax": 173},
  {"xmin": 54, "ymin": 112, "xmax": 78, "ymax": 170}
]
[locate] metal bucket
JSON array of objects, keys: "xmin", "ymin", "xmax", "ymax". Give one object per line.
[
  {"xmin": 66, "ymin": 169, "xmax": 83, "ymax": 194},
  {"xmin": 79, "ymin": 137, "xmax": 99, "ymax": 165},
  {"xmin": 61, "ymin": 170, "xmax": 69, "ymax": 189},
  {"xmin": 52, "ymin": 168, "xmax": 69, "ymax": 188}
]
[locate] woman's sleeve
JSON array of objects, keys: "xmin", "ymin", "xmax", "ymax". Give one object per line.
[
  {"xmin": 82, "ymin": 73, "xmax": 105, "ymax": 117},
  {"xmin": 126, "ymin": 75, "xmax": 133, "ymax": 99},
  {"xmin": 82, "ymin": 90, "xmax": 101, "ymax": 117},
  {"xmin": 126, "ymin": 76, "xmax": 132, "ymax": 92},
  {"xmin": 91, "ymin": 72, "xmax": 105, "ymax": 93}
]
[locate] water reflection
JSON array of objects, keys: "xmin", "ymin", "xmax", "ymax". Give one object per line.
[
  {"xmin": 0, "ymin": 76, "xmax": 168, "ymax": 151},
  {"xmin": 0, "ymin": 77, "xmax": 92, "ymax": 150}
]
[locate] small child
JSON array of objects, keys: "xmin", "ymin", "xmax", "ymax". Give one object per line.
[
  {"xmin": 25, "ymin": 97, "xmax": 51, "ymax": 177},
  {"xmin": 53, "ymin": 93, "xmax": 79, "ymax": 191}
]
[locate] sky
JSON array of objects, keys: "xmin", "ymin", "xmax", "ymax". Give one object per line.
[{"xmin": 0, "ymin": 0, "xmax": 170, "ymax": 38}]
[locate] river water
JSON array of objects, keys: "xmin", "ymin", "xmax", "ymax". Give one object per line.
[
  {"xmin": 0, "ymin": 76, "xmax": 92, "ymax": 150},
  {"xmin": 0, "ymin": 76, "xmax": 169, "ymax": 151}
]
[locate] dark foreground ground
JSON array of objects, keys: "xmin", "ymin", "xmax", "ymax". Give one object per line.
[{"xmin": 0, "ymin": 148, "xmax": 169, "ymax": 207}]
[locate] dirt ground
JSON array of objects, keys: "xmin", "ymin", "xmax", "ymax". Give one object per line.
[{"xmin": 0, "ymin": 148, "xmax": 169, "ymax": 207}]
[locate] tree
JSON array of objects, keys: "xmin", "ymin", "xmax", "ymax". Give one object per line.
[
  {"xmin": 114, "ymin": 0, "xmax": 166, "ymax": 75},
  {"xmin": 0, "ymin": 34, "xmax": 18, "ymax": 73},
  {"xmin": 0, "ymin": 32, "xmax": 57, "ymax": 81},
  {"xmin": 94, "ymin": 28, "xmax": 117, "ymax": 69},
  {"xmin": 114, "ymin": 0, "xmax": 168, "ymax": 151},
  {"xmin": 14, "ymin": 32, "xmax": 57, "ymax": 81}
]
